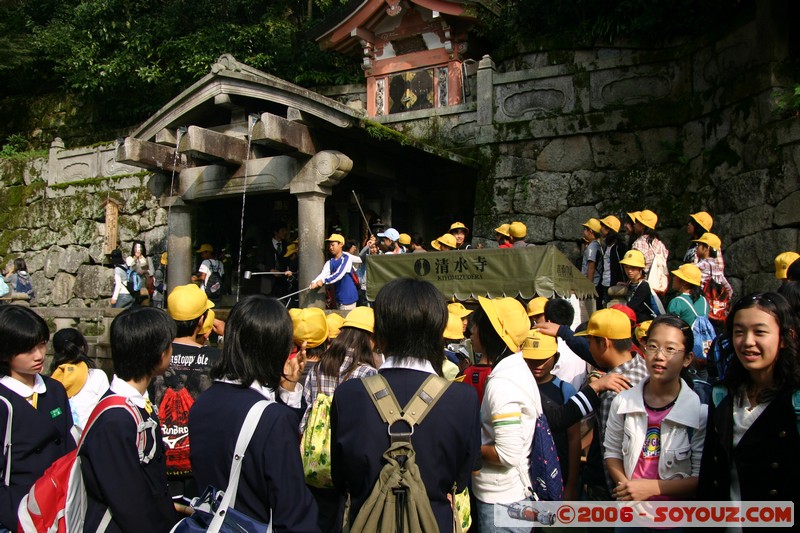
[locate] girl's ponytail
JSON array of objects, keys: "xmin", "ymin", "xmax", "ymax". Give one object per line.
[{"xmin": 50, "ymin": 327, "xmax": 95, "ymax": 372}]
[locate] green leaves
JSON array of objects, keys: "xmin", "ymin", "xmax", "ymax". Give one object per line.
[{"xmin": 2, "ymin": 0, "xmax": 360, "ymax": 130}]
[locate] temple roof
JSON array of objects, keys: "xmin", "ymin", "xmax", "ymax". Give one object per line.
[
  {"xmin": 124, "ymin": 54, "xmax": 475, "ymax": 181},
  {"xmin": 310, "ymin": 0, "xmax": 499, "ymax": 55},
  {"xmin": 131, "ymin": 54, "xmax": 364, "ymax": 141}
]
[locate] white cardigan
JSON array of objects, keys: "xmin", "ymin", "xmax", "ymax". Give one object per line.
[{"xmin": 603, "ymin": 379, "xmax": 707, "ymax": 481}]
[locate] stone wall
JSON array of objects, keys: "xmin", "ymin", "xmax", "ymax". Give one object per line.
[
  {"xmin": 378, "ymin": 2, "xmax": 799, "ymax": 296},
  {"xmin": 0, "ymin": 141, "xmax": 167, "ymax": 312}
]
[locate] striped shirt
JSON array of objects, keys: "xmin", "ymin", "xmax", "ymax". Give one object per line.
[
  {"xmin": 300, "ymin": 354, "xmax": 376, "ymax": 433},
  {"xmin": 596, "ymin": 353, "xmax": 649, "ymax": 491},
  {"xmin": 596, "ymin": 354, "xmax": 649, "ymax": 445},
  {"xmin": 696, "ymin": 258, "xmax": 733, "ymax": 296}
]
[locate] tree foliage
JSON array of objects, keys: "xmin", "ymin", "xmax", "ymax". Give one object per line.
[
  {"xmin": 480, "ymin": 0, "xmax": 752, "ymax": 52},
  {"xmin": 0, "ymin": 0, "xmax": 360, "ymax": 132}
]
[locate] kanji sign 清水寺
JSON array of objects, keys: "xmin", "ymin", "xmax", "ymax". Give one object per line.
[{"xmin": 365, "ymin": 245, "xmax": 596, "ymax": 301}]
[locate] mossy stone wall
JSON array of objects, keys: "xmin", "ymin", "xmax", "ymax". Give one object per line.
[{"xmin": 381, "ymin": 2, "xmax": 800, "ymax": 295}]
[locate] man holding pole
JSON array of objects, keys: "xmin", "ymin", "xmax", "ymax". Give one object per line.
[{"xmin": 308, "ymin": 233, "xmax": 359, "ymax": 311}]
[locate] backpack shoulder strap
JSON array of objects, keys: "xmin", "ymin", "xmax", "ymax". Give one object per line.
[
  {"xmin": 554, "ymin": 377, "xmax": 569, "ymax": 404},
  {"xmin": 0, "ymin": 395, "xmax": 12, "ymax": 487},
  {"xmin": 79, "ymin": 395, "xmax": 156, "ymax": 463},
  {"xmin": 79, "ymin": 395, "xmax": 138, "ymax": 445},
  {"xmin": 678, "ymin": 294, "xmax": 699, "ymax": 317},
  {"xmin": 361, "ymin": 374, "xmax": 404, "ymax": 427},
  {"xmin": 699, "ymin": 295, "xmax": 709, "ymax": 314},
  {"xmin": 400, "ymin": 375, "xmax": 451, "ymax": 427},
  {"xmin": 208, "ymin": 399, "xmax": 273, "ymax": 530},
  {"xmin": 361, "ymin": 374, "xmax": 451, "ymax": 429}
]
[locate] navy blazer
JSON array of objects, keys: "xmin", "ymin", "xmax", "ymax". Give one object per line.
[
  {"xmin": 80, "ymin": 390, "xmax": 178, "ymax": 532},
  {"xmin": 331, "ymin": 368, "xmax": 481, "ymax": 533},
  {"xmin": 698, "ymin": 388, "xmax": 800, "ymax": 501},
  {"xmin": 0, "ymin": 377, "xmax": 74, "ymax": 529},
  {"xmin": 189, "ymin": 382, "xmax": 320, "ymax": 532}
]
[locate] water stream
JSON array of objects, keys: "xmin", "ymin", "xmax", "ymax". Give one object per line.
[
  {"xmin": 164, "ymin": 127, "xmax": 186, "ymax": 297},
  {"xmin": 235, "ymin": 114, "xmax": 259, "ymax": 302}
]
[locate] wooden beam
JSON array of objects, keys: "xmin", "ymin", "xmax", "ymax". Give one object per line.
[
  {"xmin": 350, "ymin": 27, "xmax": 375, "ymax": 43},
  {"xmin": 154, "ymin": 128, "xmax": 180, "ymax": 147},
  {"xmin": 180, "ymin": 156, "xmax": 299, "ymax": 200}
]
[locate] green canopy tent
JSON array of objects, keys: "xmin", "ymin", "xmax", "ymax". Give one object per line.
[{"xmin": 365, "ymin": 245, "xmax": 598, "ymax": 301}]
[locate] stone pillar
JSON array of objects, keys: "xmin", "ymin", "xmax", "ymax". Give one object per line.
[
  {"xmin": 289, "ymin": 150, "xmax": 354, "ymax": 308},
  {"xmin": 48, "ymin": 138, "xmax": 65, "ymax": 187},
  {"xmin": 296, "ymin": 192, "xmax": 328, "ymax": 308},
  {"xmin": 476, "ymin": 55, "xmax": 496, "ymax": 145},
  {"xmin": 163, "ymin": 196, "xmax": 193, "ymax": 293},
  {"xmin": 477, "ymin": 55, "xmax": 495, "ymax": 127}
]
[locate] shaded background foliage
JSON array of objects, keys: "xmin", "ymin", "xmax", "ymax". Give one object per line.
[
  {"xmin": 480, "ymin": 0, "xmax": 752, "ymax": 53},
  {"xmin": 0, "ymin": 0, "xmax": 359, "ymax": 148}
]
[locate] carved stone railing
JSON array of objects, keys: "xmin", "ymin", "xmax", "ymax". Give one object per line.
[
  {"xmin": 33, "ymin": 307, "xmax": 121, "ymax": 374},
  {"xmin": 48, "ymin": 138, "xmax": 142, "ymax": 188}
]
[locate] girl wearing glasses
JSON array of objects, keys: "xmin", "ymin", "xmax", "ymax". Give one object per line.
[
  {"xmin": 604, "ymin": 314, "xmax": 707, "ymax": 502},
  {"xmin": 698, "ymin": 292, "xmax": 800, "ymax": 502}
]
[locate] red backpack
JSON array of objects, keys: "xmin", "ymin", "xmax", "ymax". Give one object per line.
[
  {"xmin": 18, "ymin": 395, "xmax": 157, "ymax": 533},
  {"xmin": 702, "ymin": 276, "xmax": 731, "ymax": 327},
  {"xmin": 159, "ymin": 387, "xmax": 194, "ymax": 475}
]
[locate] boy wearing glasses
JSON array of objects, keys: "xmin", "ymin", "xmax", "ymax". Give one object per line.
[{"xmin": 575, "ymin": 308, "xmax": 649, "ymax": 500}]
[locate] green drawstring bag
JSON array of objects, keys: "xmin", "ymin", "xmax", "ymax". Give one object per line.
[{"xmin": 302, "ymin": 390, "xmax": 335, "ymax": 489}]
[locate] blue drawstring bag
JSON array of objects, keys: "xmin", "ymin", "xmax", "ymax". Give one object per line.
[{"xmin": 170, "ymin": 401, "xmax": 273, "ymax": 533}]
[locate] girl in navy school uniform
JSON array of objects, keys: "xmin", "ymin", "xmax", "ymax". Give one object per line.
[
  {"xmin": 0, "ymin": 306, "xmax": 74, "ymax": 530},
  {"xmin": 699, "ymin": 292, "xmax": 800, "ymax": 502},
  {"xmin": 79, "ymin": 306, "xmax": 179, "ymax": 532},
  {"xmin": 189, "ymin": 295, "xmax": 319, "ymax": 532}
]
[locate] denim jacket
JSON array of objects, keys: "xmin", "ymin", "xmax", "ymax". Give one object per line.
[{"xmin": 603, "ymin": 379, "xmax": 707, "ymax": 480}]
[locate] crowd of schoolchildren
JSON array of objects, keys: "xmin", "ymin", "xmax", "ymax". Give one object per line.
[{"xmin": 1, "ymin": 208, "xmax": 799, "ymax": 533}]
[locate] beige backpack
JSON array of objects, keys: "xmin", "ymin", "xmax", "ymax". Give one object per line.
[{"xmin": 350, "ymin": 374, "xmax": 459, "ymax": 533}]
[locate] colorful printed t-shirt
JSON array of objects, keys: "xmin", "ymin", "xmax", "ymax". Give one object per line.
[
  {"xmin": 632, "ymin": 402, "xmax": 674, "ymax": 501},
  {"xmin": 148, "ymin": 342, "xmax": 220, "ymax": 477}
]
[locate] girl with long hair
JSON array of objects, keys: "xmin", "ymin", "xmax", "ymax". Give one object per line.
[
  {"xmin": 698, "ymin": 292, "xmax": 800, "ymax": 501},
  {"xmin": 188, "ymin": 295, "xmax": 318, "ymax": 530},
  {"xmin": 300, "ymin": 307, "xmax": 377, "ymax": 532}
]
